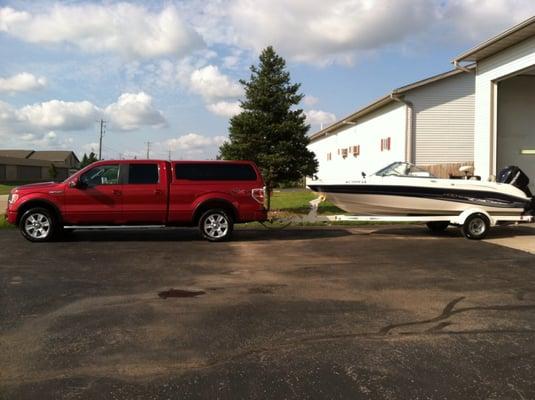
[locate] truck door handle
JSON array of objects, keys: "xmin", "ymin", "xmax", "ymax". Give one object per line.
[
  {"xmin": 154, "ymin": 189, "xmax": 162, "ymax": 195},
  {"xmin": 112, "ymin": 189, "xmax": 122, "ymax": 196}
]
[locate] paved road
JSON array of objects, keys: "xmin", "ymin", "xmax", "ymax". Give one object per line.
[{"xmin": 1, "ymin": 226, "xmax": 535, "ymax": 399}]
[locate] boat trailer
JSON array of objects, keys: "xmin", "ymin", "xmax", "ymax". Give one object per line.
[{"xmin": 326, "ymin": 208, "xmax": 534, "ymax": 240}]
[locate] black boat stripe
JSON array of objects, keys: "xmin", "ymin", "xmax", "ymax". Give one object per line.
[{"xmin": 308, "ymin": 184, "xmax": 530, "ymax": 210}]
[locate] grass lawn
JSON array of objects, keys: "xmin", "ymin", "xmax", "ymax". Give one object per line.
[
  {"xmin": 0, "ymin": 184, "xmax": 16, "ymax": 195},
  {"xmin": 270, "ymin": 189, "xmax": 343, "ymax": 215},
  {"xmin": 0, "ymin": 215, "xmax": 13, "ymax": 229}
]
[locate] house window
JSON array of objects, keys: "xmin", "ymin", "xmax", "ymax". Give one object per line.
[
  {"xmin": 351, "ymin": 145, "xmax": 360, "ymax": 157},
  {"xmin": 326, "ymin": 152, "xmax": 332, "ymax": 161},
  {"xmin": 380, "ymin": 137, "xmax": 391, "ymax": 151},
  {"xmin": 341, "ymin": 148, "xmax": 348, "ymax": 158}
]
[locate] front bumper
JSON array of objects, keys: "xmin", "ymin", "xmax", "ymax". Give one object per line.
[{"xmin": 5, "ymin": 210, "xmax": 17, "ymax": 225}]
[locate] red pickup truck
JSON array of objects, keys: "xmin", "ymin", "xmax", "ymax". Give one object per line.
[{"xmin": 5, "ymin": 160, "xmax": 267, "ymax": 242}]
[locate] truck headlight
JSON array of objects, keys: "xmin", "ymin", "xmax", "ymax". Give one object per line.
[{"xmin": 8, "ymin": 193, "xmax": 19, "ymax": 204}]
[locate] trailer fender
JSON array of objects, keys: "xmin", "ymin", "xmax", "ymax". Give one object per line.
[{"xmin": 450, "ymin": 208, "xmax": 495, "ymax": 227}]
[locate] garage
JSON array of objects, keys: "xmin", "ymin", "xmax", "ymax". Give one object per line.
[
  {"xmin": 497, "ymin": 69, "xmax": 535, "ymax": 190},
  {"xmin": 453, "ymin": 16, "xmax": 535, "ymax": 188}
]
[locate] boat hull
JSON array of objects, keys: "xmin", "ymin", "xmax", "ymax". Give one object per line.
[{"xmin": 308, "ymin": 184, "xmax": 531, "ymax": 216}]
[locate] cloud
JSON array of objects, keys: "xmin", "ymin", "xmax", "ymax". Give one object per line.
[
  {"xmin": 441, "ymin": 0, "xmax": 535, "ymax": 42},
  {"xmin": 0, "ymin": 92, "xmax": 166, "ymax": 137},
  {"xmin": 19, "ymin": 100, "xmax": 100, "ymax": 130},
  {"xmin": 105, "ymin": 92, "xmax": 166, "ymax": 131},
  {"xmin": 182, "ymin": 0, "xmax": 535, "ymax": 65},
  {"xmin": 188, "ymin": 65, "xmax": 243, "ymax": 100},
  {"xmin": 0, "ymin": 72, "xmax": 47, "ymax": 93},
  {"xmin": 206, "ymin": 101, "xmax": 242, "ymax": 117},
  {"xmin": 165, "ymin": 133, "xmax": 226, "ymax": 151},
  {"xmin": 305, "ymin": 109, "xmax": 337, "ymax": 128},
  {"xmin": 303, "ymin": 95, "xmax": 319, "ymax": 106},
  {"xmin": 0, "ymin": 4, "xmax": 203, "ymax": 60}
]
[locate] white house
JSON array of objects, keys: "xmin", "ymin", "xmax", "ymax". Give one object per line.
[{"xmin": 309, "ymin": 16, "xmax": 535, "ymax": 190}]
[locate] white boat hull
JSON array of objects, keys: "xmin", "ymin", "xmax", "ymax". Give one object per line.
[{"xmin": 326, "ymin": 192, "xmax": 526, "ymax": 216}]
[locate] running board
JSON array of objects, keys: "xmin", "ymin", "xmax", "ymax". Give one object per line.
[{"xmin": 63, "ymin": 225, "xmax": 167, "ymax": 230}]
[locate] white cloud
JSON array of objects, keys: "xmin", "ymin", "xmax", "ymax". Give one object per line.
[
  {"xmin": 165, "ymin": 133, "xmax": 224, "ymax": 151},
  {"xmin": 105, "ymin": 92, "xmax": 166, "ymax": 131},
  {"xmin": 0, "ymin": 92, "xmax": 166, "ymax": 138},
  {"xmin": 19, "ymin": 100, "xmax": 99, "ymax": 130},
  {"xmin": 0, "ymin": 72, "xmax": 46, "ymax": 93},
  {"xmin": 441, "ymin": 0, "xmax": 535, "ymax": 42},
  {"xmin": 181, "ymin": 0, "xmax": 535, "ymax": 65},
  {"xmin": 0, "ymin": 4, "xmax": 203, "ymax": 60},
  {"xmin": 189, "ymin": 65, "xmax": 242, "ymax": 100},
  {"xmin": 303, "ymin": 95, "xmax": 319, "ymax": 106},
  {"xmin": 305, "ymin": 110, "xmax": 337, "ymax": 128},
  {"xmin": 206, "ymin": 101, "xmax": 242, "ymax": 118}
]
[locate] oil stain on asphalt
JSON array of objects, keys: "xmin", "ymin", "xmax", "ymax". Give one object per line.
[{"xmin": 158, "ymin": 289, "xmax": 206, "ymax": 299}]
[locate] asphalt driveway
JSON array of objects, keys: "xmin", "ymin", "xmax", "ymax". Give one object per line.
[{"xmin": 1, "ymin": 226, "xmax": 535, "ymax": 399}]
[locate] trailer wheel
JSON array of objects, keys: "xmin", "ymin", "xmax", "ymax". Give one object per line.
[
  {"xmin": 426, "ymin": 221, "xmax": 449, "ymax": 233},
  {"xmin": 461, "ymin": 213, "xmax": 490, "ymax": 240}
]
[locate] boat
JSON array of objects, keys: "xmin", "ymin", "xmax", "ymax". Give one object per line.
[{"xmin": 307, "ymin": 162, "xmax": 533, "ymax": 217}]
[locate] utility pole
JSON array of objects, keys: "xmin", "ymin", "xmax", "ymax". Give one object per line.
[
  {"xmin": 145, "ymin": 141, "xmax": 152, "ymax": 159},
  {"xmin": 98, "ymin": 119, "xmax": 106, "ymax": 160},
  {"xmin": 168, "ymin": 149, "xmax": 172, "ymax": 161}
]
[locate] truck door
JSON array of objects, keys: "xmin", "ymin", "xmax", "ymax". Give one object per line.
[
  {"xmin": 64, "ymin": 163, "xmax": 122, "ymax": 224},
  {"xmin": 121, "ymin": 162, "xmax": 168, "ymax": 224}
]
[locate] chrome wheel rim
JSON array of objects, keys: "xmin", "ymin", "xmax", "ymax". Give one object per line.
[
  {"xmin": 24, "ymin": 213, "xmax": 51, "ymax": 239},
  {"xmin": 469, "ymin": 218, "xmax": 486, "ymax": 236},
  {"xmin": 203, "ymin": 213, "xmax": 229, "ymax": 239}
]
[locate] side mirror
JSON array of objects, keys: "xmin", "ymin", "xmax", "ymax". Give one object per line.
[
  {"xmin": 361, "ymin": 172, "xmax": 366, "ymax": 178},
  {"xmin": 69, "ymin": 179, "xmax": 86, "ymax": 189}
]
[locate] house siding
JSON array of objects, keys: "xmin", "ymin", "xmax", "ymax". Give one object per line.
[
  {"xmin": 308, "ymin": 102, "xmax": 407, "ymax": 183},
  {"xmin": 407, "ymin": 72, "xmax": 475, "ymax": 164}
]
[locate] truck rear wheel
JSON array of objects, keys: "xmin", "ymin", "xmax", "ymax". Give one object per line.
[
  {"xmin": 19, "ymin": 207, "xmax": 58, "ymax": 242},
  {"xmin": 199, "ymin": 209, "xmax": 233, "ymax": 242}
]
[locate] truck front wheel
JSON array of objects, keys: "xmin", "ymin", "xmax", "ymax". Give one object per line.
[
  {"xmin": 199, "ymin": 209, "xmax": 233, "ymax": 242},
  {"xmin": 19, "ymin": 207, "xmax": 58, "ymax": 242}
]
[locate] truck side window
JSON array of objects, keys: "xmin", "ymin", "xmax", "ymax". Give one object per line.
[
  {"xmin": 175, "ymin": 164, "xmax": 257, "ymax": 180},
  {"xmin": 80, "ymin": 164, "xmax": 120, "ymax": 186},
  {"xmin": 128, "ymin": 164, "xmax": 159, "ymax": 184}
]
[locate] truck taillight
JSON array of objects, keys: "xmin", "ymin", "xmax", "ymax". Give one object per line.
[{"xmin": 251, "ymin": 187, "xmax": 265, "ymax": 205}]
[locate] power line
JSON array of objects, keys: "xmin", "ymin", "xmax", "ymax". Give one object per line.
[
  {"xmin": 145, "ymin": 141, "xmax": 152, "ymax": 159},
  {"xmin": 98, "ymin": 119, "xmax": 106, "ymax": 160}
]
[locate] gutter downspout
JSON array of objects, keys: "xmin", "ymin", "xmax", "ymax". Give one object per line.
[{"xmin": 390, "ymin": 94, "xmax": 414, "ymax": 164}]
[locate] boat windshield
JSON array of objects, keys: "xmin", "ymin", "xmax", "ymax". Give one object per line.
[{"xmin": 374, "ymin": 162, "xmax": 436, "ymax": 178}]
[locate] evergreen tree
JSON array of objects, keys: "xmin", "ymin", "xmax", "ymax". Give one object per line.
[
  {"xmin": 80, "ymin": 152, "xmax": 98, "ymax": 168},
  {"xmin": 219, "ymin": 46, "xmax": 318, "ymax": 209},
  {"xmin": 48, "ymin": 163, "xmax": 58, "ymax": 181}
]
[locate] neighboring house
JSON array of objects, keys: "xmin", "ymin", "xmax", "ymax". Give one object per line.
[
  {"xmin": 0, "ymin": 150, "xmax": 79, "ymax": 183},
  {"xmin": 308, "ymin": 16, "xmax": 535, "ymax": 190}
]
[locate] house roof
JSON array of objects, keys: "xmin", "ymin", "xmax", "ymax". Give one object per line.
[
  {"xmin": 29, "ymin": 151, "xmax": 79, "ymax": 163},
  {"xmin": 309, "ymin": 67, "xmax": 474, "ymax": 143},
  {"xmin": 0, "ymin": 150, "xmax": 34, "ymax": 158},
  {"xmin": 0, "ymin": 156, "xmax": 68, "ymax": 168},
  {"xmin": 454, "ymin": 16, "xmax": 535, "ymax": 63}
]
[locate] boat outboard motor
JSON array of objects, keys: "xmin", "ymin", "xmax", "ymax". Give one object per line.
[{"xmin": 497, "ymin": 166, "xmax": 532, "ymax": 198}]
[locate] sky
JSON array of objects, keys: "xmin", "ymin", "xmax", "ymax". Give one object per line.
[{"xmin": 1, "ymin": 0, "xmax": 535, "ymax": 160}]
